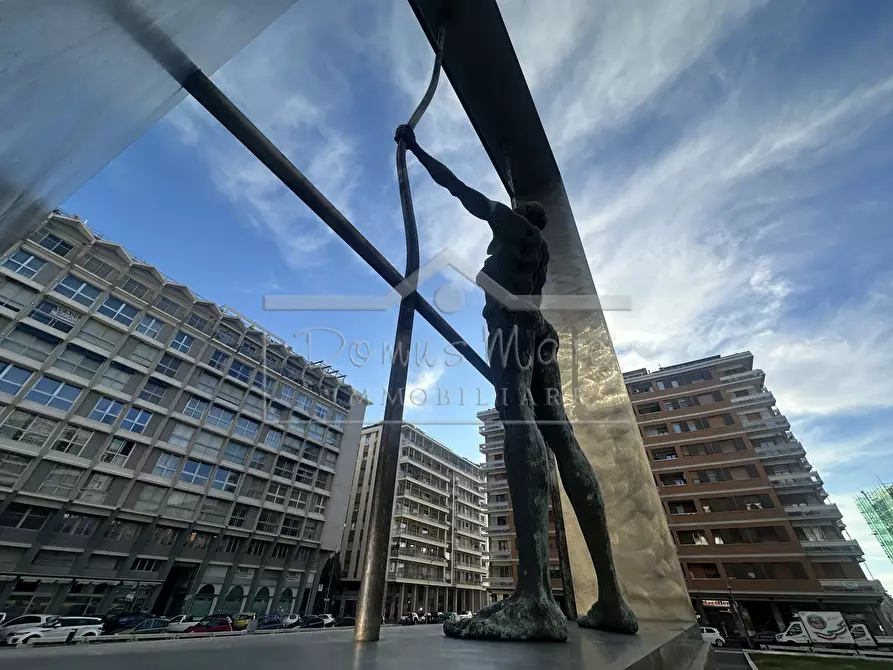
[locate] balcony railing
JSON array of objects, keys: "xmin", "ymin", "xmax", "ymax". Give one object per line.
[
  {"xmin": 488, "ymin": 550, "xmax": 512, "ymax": 561},
  {"xmin": 487, "ymin": 500, "xmax": 510, "ymax": 512},
  {"xmin": 482, "ymin": 460, "xmax": 505, "ymax": 472},
  {"xmin": 742, "ymin": 416, "xmax": 791, "ymax": 433},
  {"xmin": 819, "ymin": 579, "xmax": 885, "ymax": 594},
  {"xmin": 391, "ymin": 528, "xmax": 448, "ymax": 546},
  {"xmin": 730, "ymin": 391, "xmax": 775, "ymax": 407},
  {"xmin": 784, "ymin": 503, "xmax": 841, "ymax": 519},
  {"xmin": 754, "ymin": 442, "xmax": 805, "ymax": 458},
  {"xmin": 489, "ymin": 576, "xmax": 515, "ymax": 588},
  {"xmin": 479, "ymin": 423, "xmax": 503, "ymax": 435},
  {"xmin": 486, "ymin": 480, "xmax": 509, "ymax": 492},
  {"xmin": 487, "ymin": 525, "xmax": 513, "ymax": 536},
  {"xmin": 770, "ymin": 471, "xmax": 823, "ymax": 488},
  {"xmin": 393, "ymin": 550, "xmax": 449, "ymax": 565},
  {"xmin": 801, "ymin": 539, "xmax": 863, "ymax": 556},
  {"xmin": 720, "ymin": 369, "xmax": 765, "ymax": 384},
  {"xmin": 391, "ymin": 569, "xmax": 449, "ymax": 584}
]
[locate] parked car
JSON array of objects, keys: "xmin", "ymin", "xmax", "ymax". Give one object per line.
[
  {"xmin": 119, "ymin": 618, "xmax": 169, "ymax": 635},
  {"xmin": 256, "ymin": 614, "xmax": 284, "ymax": 630},
  {"xmin": 298, "ymin": 616, "xmax": 325, "ymax": 629},
  {"xmin": 749, "ymin": 631, "xmax": 781, "ymax": 648},
  {"xmin": 0, "ymin": 614, "xmax": 60, "ymax": 644},
  {"xmin": 319, "ymin": 614, "xmax": 335, "ymax": 627},
  {"xmin": 8, "ymin": 616, "xmax": 102, "ymax": 645},
  {"xmin": 333, "ymin": 617, "xmax": 355, "ymax": 628},
  {"xmin": 399, "ymin": 613, "xmax": 419, "ymax": 625},
  {"xmin": 700, "ymin": 627, "xmax": 726, "ymax": 647},
  {"xmin": 0, "ymin": 613, "xmax": 6, "ymax": 627},
  {"xmin": 102, "ymin": 611, "xmax": 152, "ymax": 634},
  {"xmin": 457, "ymin": 611, "xmax": 473, "ymax": 621},
  {"xmin": 167, "ymin": 614, "xmax": 199, "ymax": 633},
  {"xmin": 231, "ymin": 612, "xmax": 257, "ymax": 630},
  {"xmin": 282, "ymin": 614, "xmax": 302, "ymax": 628},
  {"xmin": 185, "ymin": 615, "xmax": 233, "ymax": 633}
]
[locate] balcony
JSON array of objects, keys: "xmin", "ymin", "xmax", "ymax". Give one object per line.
[
  {"xmin": 755, "ymin": 442, "xmax": 805, "ymax": 459},
  {"xmin": 784, "ymin": 503, "xmax": 842, "ymax": 521},
  {"xmin": 456, "ymin": 526, "xmax": 486, "ymax": 540},
  {"xmin": 770, "ymin": 471, "xmax": 823, "ymax": 489},
  {"xmin": 455, "ymin": 544, "xmax": 485, "ymax": 556},
  {"xmin": 819, "ymin": 579, "xmax": 885, "ymax": 594},
  {"xmin": 394, "ymin": 550, "xmax": 449, "ymax": 565},
  {"xmin": 398, "ymin": 489, "xmax": 450, "ymax": 512},
  {"xmin": 801, "ymin": 539, "xmax": 863, "ymax": 557},
  {"xmin": 486, "ymin": 479, "xmax": 509, "ymax": 492},
  {"xmin": 399, "ymin": 471, "xmax": 449, "ymax": 495},
  {"xmin": 730, "ymin": 391, "xmax": 775, "ymax": 407},
  {"xmin": 487, "ymin": 525, "xmax": 513, "ymax": 537},
  {"xmin": 487, "ymin": 550, "xmax": 512, "ymax": 561},
  {"xmin": 489, "ymin": 576, "xmax": 515, "ymax": 589},
  {"xmin": 482, "ymin": 460, "xmax": 505, "ymax": 472},
  {"xmin": 742, "ymin": 416, "xmax": 791, "ymax": 433},
  {"xmin": 391, "ymin": 570, "xmax": 449, "ymax": 584},
  {"xmin": 394, "ymin": 508, "xmax": 450, "ymax": 529},
  {"xmin": 454, "ymin": 576, "xmax": 485, "ymax": 586},
  {"xmin": 392, "ymin": 528, "xmax": 448, "ymax": 547},
  {"xmin": 479, "ymin": 423, "xmax": 503, "ymax": 435},
  {"xmin": 487, "ymin": 500, "xmax": 510, "ymax": 512},
  {"xmin": 720, "ymin": 369, "xmax": 765, "ymax": 384}
]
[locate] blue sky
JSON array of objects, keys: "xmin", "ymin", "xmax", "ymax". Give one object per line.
[{"xmin": 63, "ymin": 0, "xmax": 893, "ymax": 588}]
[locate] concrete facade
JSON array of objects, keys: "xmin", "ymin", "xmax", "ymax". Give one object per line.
[
  {"xmin": 0, "ymin": 211, "xmax": 367, "ymax": 618},
  {"xmin": 337, "ymin": 423, "xmax": 487, "ymax": 619}
]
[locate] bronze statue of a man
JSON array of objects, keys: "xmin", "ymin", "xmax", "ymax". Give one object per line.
[{"xmin": 395, "ymin": 125, "xmax": 638, "ymax": 641}]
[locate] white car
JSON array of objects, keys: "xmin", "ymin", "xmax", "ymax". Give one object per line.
[
  {"xmin": 8, "ymin": 616, "xmax": 102, "ymax": 645},
  {"xmin": 700, "ymin": 626, "xmax": 725, "ymax": 647},
  {"xmin": 319, "ymin": 614, "xmax": 335, "ymax": 626},
  {"xmin": 282, "ymin": 614, "xmax": 301, "ymax": 628},
  {"xmin": 0, "ymin": 614, "xmax": 60, "ymax": 644},
  {"xmin": 457, "ymin": 611, "xmax": 473, "ymax": 621},
  {"xmin": 167, "ymin": 614, "xmax": 200, "ymax": 633}
]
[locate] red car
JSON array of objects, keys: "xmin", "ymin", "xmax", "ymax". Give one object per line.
[{"xmin": 184, "ymin": 615, "xmax": 233, "ymax": 633}]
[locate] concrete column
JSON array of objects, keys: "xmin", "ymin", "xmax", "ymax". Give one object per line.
[
  {"xmin": 46, "ymin": 579, "xmax": 74, "ymax": 614},
  {"xmin": 0, "ymin": 578, "xmax": 19, "ymax": 607},
  {"xmin": 770, "ymin": 602, "xmax": 786, "ymax": 631},
  {"xmin": 303, "ymin": 559, "xmax": 325, "ymax": 615},
  {"xmin": 410, "ymin": 584, "xmax": 418, "ymax": 615},
  {"xmin": 424, "ymin": 585, "xmax": 430, "ymax": 614},
  {"xmin": 398, "ymin": 583, "xmax": 406, "ymax": 617},
  {"xmin": 453, "ymin": 587, "xmax": 458, "ymax": 612}
]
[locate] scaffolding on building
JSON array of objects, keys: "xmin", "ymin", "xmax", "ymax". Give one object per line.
[{"xmin": 856, "ymin": 484, "xmax": 893, "ymax": 565}]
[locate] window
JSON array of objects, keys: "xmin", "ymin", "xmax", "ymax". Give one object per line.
[
  {"xmin": 234, "ymin": 416, "xmax": 259, "ymax": 438},
  {"xmin": 35, "ymin": 231, "xmax": 74, "ymax": 256},
  {"xmin": 135, "ymin": 315, "xmax": 164, "ymax": 338},
  {"xmin": 296, "ymin": 464, "xmax": 315, "ymax": 486},
  {"xmin": 249, "ymin": 450, "xmax": 268, "ymax": 471},
  {"xmin": 38, "ymin": 464, "xmax": 83, "ymax": 496},
  {"xmin": 314, "ymin": 471, "xmax": 331, "ymax": 491},
  {"xmin": 129, "ymin": 342, "xmax": 158, "ymax": 367},
  {"xmin": 199, "ymin": 498, "xmax": 230, "ymax": 525},
  {"xmin": 187, "ymin": 312, "xmax": 211, "ymax": 332},
  {"xmin": 288, "ymin": 416, "xmax": 306, "ymax": 435},
  {"xmin": 279, "ymin": 384, "xmax": 296, "ymax": 404},
  {"xmin": 266, "ymin": 483, "xmax": 288, "ymax": 505},
  {"xmin": 1, "ymin": 325, "xmax": 59, "ymax": 361},
  {"xmin": 677, "ymin": 530, "xmax": 709, "ymax": 546},
  {"xmin": 218, "ymin": 381, "xmax": 243, "ymax": 405},
  {"xmin": 314, "ymin": 403, "xmax": 331, "ymax": 421},
  {"xmin": 302, "ymin": 444, "xmax": 320, "ymax": 463},
  {"xmin": 207, "ymin": 405, "xmax": 235, "ymax": 429},
  {"xmin": 170, "ymin": 331, "xmax": 194, "ymax": 354},
  {"xmin": 155, "ymin": 296, "xmax": 184, "ymax": 320},
  {"xmin": 333, "ymin": 411, "xmax": 346, "ymax": 429},
  {"xmin": 26, "ymin": 376, "xmax": 82, "ymax": 410},
  {"xmin": 0, "ymin": 409, "xmax": 58, "ymax": 446},
  {"xmin": 281, "ymin": 516, "xmax": 303, "ymax": 538},
  {"xmin": 121, "ymin": 277, "xmax": 151, "ymax": 300},
  {"xmin": 322, "ymin": 449, "xmax": 338, "ymax": 467},
  {"xmin": 247, "ymin": 539, "xmax": 268, "ymax": 557},
  {"xmin": 0, "ymin": 502, "xmax": 52, "ymax": 530},
  {"xmin": 644, "ymin": 423, "xmax": 670, "ymax": 437},
  {"xmin": 54, "ymin": 274, "xmax": 101, "ymax": 306},
  {"xmin": 272, "ymin": 543, "xmax": 290, "ymax": 559},
  {"xmin": 240, "ymin": 340, "xmax": 261, "ymax": 359},
  {"xmin": 89, "ymin": 397, "xmax": 124, "ymax": 424},
  {"xmin": 33, "ymin": 550, "xmax": 78, "ymax": 567},
  {"xmin": 228, "ymin": 360, "xmax": 252, "ymax": 383},
  {"xmin": 273, "ymin": 456, "xmax": 296, "ymax": 480},
  {"xmin": 212, "ymin": 467, "xmax": 240, "ymax": 493},
  {"xmin": 266, "ymin": 404, "xmax": 282, "ymax": 422},
  {"xmin": 256, "ymin": 510, "xmax": 280, "ymax": 534},
  {"xmin": 288, "ymin": 489, "xmax": 309, "ymax": 512},
  {"xmin": 184, "ymin": 531, "xmax": 210, "ymax": 550},
  {"xmin": 165, "ymin": 490, "xmax": 201, "ymax": 519},
  {"xmin": 208, "ymin": 349, "xmax": 228, "ymax": 371},
  {"xmin": 97, "ymin": 296, "xmax": 139, "ymax": 326},
  {"xmin": 100, "ymin": 437, "xmax": 134, "ymax": 467},
  {"xmin": 191, "ymin": 431, "xmax": 223, "ymax": 459},
  {"xmin": 229, "ymin": 504, "xmax": 250, "ymax": 528},
  {"xmin": 139, "ymin": 380, "xmax": 169, "ymax": 405},
  {"xmin": 0, "ymin": 450, "xmax": 31, "ymax": 486},
  {"xmin": 180, "ymin": 459, "xmax": 212, "ymax": 486},
  {"xmin": 3, "ymin": 249, "xmax": 47, "ymax": 278},
  {"xmin": 104, "ymin": 520, "xmax": 141, "ymax": 542},
  {"xmin": 121, "ymin": 407, "xmax": 152, "ymax": 433},
  {"xmin": 31, "ymin": 298, "xmax": 81, "ymax": 332},
  {"xmin": 54, "ymin": 345, "xmax": 103, "ymax": 379},
  {"xmin": 167, "ymin": 422, "xmax": 195, "ymax": 447},
  {"xmin": 77, "ymin": 473, "xmax": 114, "ymax": 503},
  {"xmin": 312, "ymin": 494, "xmax": 327, "ymax": 515},
  {"xmin": 223, "ymin": 441, "xmax": 248, "ymax": 466},
  {"xmin": 0, "ymin": 278, "xmax": 39, "ymax": 312},
  {"xmin": 672, "ymin": 418, "xmax": 711, "ymax": 433},
  {"xmin": 155, "ymin": 354, "xmax": 181, "ymax": 378},
  {"xmin": 281, "ymin": 435, "xmax": 302, "ymax": 456},
  {"xmin": 98, "ymin": 363, "xmax": 133, "ymax": 391},
  {"xmin": 324, "ymin": 431, "xmax": 338, "ymax": 448},
  {"xmin": 183, "ymin": 395, "xmax": 208, "ymax": 419},
  {"xmin": 134, "ymin": 484, "xmax": 167, "ymax": 512},
  {"xmin": 151, "ymin": 525, "xmax": 178, "ymax": 547},
  {"xmin": 264, "ymin": 428, "xmax": 283, "ymax": 449},
  {"xmin": 243, "ymin": 393, "xmax": 264, "ymax": 414},
  {"xmin": 53, "ymin": 425, "xmax": 94, "ymax": 456},
  {"xmin": 307, "ymin": 422, "xmax": 325, "ymax": 441},
  {"xmin": 153, "ymin": 452, "xmax": 181, "ymax": 478},
  {"xmin": 220, "ymin": 535, "xmax": 243, "ymax": 553},
  {"xmin": 303, "ymin": 519, "xmax": 319, "ymax": 541},
  {"xmin": 214, "ymin": 326, "xmax": 239, "ymax": 347},
  {"xmin": 80, "ymin": 319, "xmax": 123, "ymax": 351},
  {"xmin": 295, "ymin": 393, "xmax": 313, "ymax": 414},
  {"xmin": 194, "ymin": 371, "xmax": 219, "ymax": 394},
  {"xmin": 0, "ymin": 362, "xmax": 33, "ymax": 395},
  {"xmin": 130, "ymin": 557, "xmax": 160, "ymax": 572}
]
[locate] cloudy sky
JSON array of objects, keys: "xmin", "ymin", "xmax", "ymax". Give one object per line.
[{"xmin": 66, "ymin": 0, "xmax": 893, "ymax": 589}]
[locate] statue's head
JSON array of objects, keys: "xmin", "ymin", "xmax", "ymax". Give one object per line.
[{"xmin": 514, "ymin": 201, "xmax": 548, "ymax": 230}]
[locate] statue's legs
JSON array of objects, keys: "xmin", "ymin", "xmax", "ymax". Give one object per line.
[
  {"xmin": 531, "ymin": 322, "xmax": 638, "ymax": 635},
  {"xmin": 443, "ymin": 311, "xmax": 566, "ymax": 642}
]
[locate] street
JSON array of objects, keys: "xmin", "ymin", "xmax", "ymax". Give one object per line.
[{"xmin": 714, "ymin": 648, "xmax": 751, "ymax": 669}]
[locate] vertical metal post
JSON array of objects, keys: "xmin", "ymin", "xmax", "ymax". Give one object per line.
[{"xmin": 354, "ymin": 26, "xmax": 446, "ymax": 642}]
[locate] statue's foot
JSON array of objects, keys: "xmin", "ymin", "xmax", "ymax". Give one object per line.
[
  {"xmin": 443, "ymin": 594, "xmax": 567, "ymax": 642},
  {"xmin": 577, "ymin": 598, "xmax": 638, "ymax": 635}
]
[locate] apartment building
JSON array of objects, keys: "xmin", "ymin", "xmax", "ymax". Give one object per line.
[
  {"xmin": 478, "ymin": 408, "xmax": 566, "ymax": 610},
  {"xmin": 0, "ymin": 212, "xmax": 367, "ymax": 619},
  {"xmin": 338, "ymin": 423, "xmax": 487, "ymax": 619},
  {"xmin": 623, "ymin": 352, "xmax": 889, "ymax": 635},
  {"xmin": 856, "ymin": 484, "xmax": 893, "ymax": 566}
]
